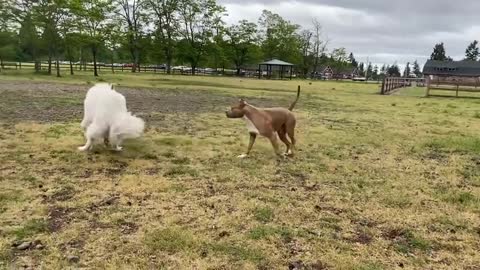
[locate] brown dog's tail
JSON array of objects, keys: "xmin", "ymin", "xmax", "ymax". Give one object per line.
[{"xmin": 288, "ymin": 85, "xmax": 301, "ymax": 111}]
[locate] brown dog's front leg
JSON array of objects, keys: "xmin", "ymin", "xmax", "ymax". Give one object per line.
[
  {"xmin": 246, "ymin": 133, "xmax": 257, "ymax": 155},
  {"xmin": 238, "ymin": 133, "xmax": 257, "ymax": 158}
]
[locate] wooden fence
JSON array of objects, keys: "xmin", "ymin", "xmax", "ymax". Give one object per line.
[
  {"xmin": 381, "ymin": 77, "xmax": 425, "ymax": 95},
  {"xmin": 425, "ymin": 76, "xmax": 480, "ymax": 97},
  {"xmin": 0, "ymin": 61, "xmax": 260, "ymax": 77}
]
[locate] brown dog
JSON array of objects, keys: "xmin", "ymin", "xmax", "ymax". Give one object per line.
[{"xmin": 226, "ymin": 86, "xmax": 300, "ymax": 158}]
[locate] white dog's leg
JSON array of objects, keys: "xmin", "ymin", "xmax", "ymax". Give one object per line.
[
  {"xmin": 80, "ymin": 118, "xmax": 91, "ymax": 131},
  {"xmin": 79, "ymin": 123, "xmax": 105, "ymax": 151},
  {"xmin": 78, "ymin": 138, "xmax": 93, "ymax": 151},
  {"xmin": 109, "ymin": 134, "xmax": 124, "ymax": 151}
]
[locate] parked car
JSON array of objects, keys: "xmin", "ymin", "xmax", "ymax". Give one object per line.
[{"xmin": 353, "ymin": 77, "xmax": 366, "ymax": 81}]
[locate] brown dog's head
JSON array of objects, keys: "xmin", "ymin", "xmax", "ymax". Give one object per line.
[{"xmin": 226, "ymin": 99, "xmax": 247, "ymax": 118}]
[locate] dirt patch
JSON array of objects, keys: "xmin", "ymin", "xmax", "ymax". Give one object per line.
[
  {"xmin": 118, "ymin": 221, "xmax": 139, "ymax": 234},
  {"xmin": 43, "ymin": 186, "xmax": 76, "ymax": 203},
  {"xmin": 344, "ymin": 227, "xmax": 373, "ymax": 245},
  {"xmin": 0, "ymin": 81, "xmax": 275, "ymax": 126},
  {"xmin": 48, "ymin": 206, "xmax": 75, "ymax": 232}
]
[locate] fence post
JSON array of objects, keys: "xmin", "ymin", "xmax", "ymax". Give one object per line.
[{"xmin": 381, "ymin": 78, "xmax": 386, "ymax": 94}]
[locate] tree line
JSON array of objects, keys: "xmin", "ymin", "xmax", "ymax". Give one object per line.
[
  {"xmin": 430, "ymin": 41, "xmax": 480, "ymax": 62},
  {"xmin": 0, "ymin": 0, "xmax": 355, "ymax": 77}
]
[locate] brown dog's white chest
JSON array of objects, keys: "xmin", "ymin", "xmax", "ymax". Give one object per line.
[{"xmin": 243, "ymin": 116, "xmax": 259, "ymax": 134}]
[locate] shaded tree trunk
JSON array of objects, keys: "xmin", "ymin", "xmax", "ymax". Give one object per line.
[
  {"xmin": 48, "ymin": 55, "xmax": 52, "ymax": 74},
  {"xmin": 111, "ymin": 55, "xmax": 115, "ymax": 74},
  {"xmin": 69, "ymin": 60, "xmax": 74, "ymax": 75},
  {"xmin": 92, "ymin": 46, "xmax": 98, "ymax": 77},
  {"xmin": 56, "ymin": 54, "xmax": 61, "ymax": 77}
]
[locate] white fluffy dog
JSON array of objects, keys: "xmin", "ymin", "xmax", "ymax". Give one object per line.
[{"xmin": 79, "ymin": 83, "xmax": 145, "ymax": 151}]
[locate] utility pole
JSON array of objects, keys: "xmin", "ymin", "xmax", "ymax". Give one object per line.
[{"xmin": 365, "ymin": 56, "xmax": 369, "ymax": 83}]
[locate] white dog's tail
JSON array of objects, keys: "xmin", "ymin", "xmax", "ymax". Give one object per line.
[{"xmin": 111, "ymin": 112, "xmax": 145, "ymax": 139}]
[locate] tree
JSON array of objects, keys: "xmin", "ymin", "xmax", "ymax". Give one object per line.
[
  {"xmin": 387, "ymin": 64, "xmax": 401, "ymax": 77},
  {"xmin": 71, "ymin": 0, "xmax": 114, "ymax": 76},
  {"xmin": 403, "ymin": 62, "xmax": 410, "ymax": 78},
  {"xmin": 366, "ymin": 63, "xmax": 372, "ymax": 79},
  {"xmin": 116, "ymin": 0, "xmax": 147, "ymax": 72},
  {"xmin": 0, "ymin": 31, "xmax": 16, "ymax": 71},
  {"xmin": 298, "ymin": 29, "xmax": 312, "ymax": 76},
  {"xmin": 413, "ymin": 60, "xmax": 422, "ymax": 77},
  {"xmin": 17, "ymin": 13, "xmax": 43, "ymax": 72},
  {"xmin": 311, "ymin": 18, "xmax": 328, "ymax": 74},
  {"xmin": 147, "ymin": 0, "xmax": 179, "ymax": 74},
  {"xmin": 258, "ymin": 10, "xmax": 302, "ymax": 65},
  {"xmin": 372, "ymin": 65, "xmax": 379, "ymax": 80},
  {"xmin": 35, "ymin": 0, "xmax": 70, "ymax": 77},
  {"xmin": 358, "ymin": 62, "xmax": 365, "ymax": 76},
  {"xmin": 430, "ymin": 42, "xmax": 448, "ymax": 61},
  {"xmin": 348, "ymin": 52, "xmax": 358, "ymax": 67},
  {"xmin": 177, "ymin": 0, "xmax": 225, "ymax": 75},
  {"xmin": 465, "ymin": 40, "xmax": 479, "ymax": 61},
  {"xmin": 225, "ymin": 20, "xmax": 259, "ymax": 75}
]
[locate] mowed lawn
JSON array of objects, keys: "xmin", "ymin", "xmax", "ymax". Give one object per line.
[{"xmin": 0, "ymin": 71, "xmax": 479, "ymax": 269}]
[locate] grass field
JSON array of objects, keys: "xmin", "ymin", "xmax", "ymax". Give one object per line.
[{"xmin": 0, "ymin": 70, "xmax": 479, "ymax": 269}]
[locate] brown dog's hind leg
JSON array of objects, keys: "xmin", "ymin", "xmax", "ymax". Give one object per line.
[
  {"xmin": 286, "ymin": 123, "xmax": 296, "ymax": 156},
  {"xmin": 269, "ymin": 133, "xmax": 283, "ymax": 157},
  {"xmin": 278, "ymin": 127, "xmax": 291, "ymax": 155}
]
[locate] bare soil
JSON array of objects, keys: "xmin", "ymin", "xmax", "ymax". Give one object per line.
[{"xmin": 0, "ymin": 81, "xmax": 273, "ymax": 125}]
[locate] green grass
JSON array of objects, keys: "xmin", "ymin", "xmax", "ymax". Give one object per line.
[
  {"xmin": 12, "ymin": 219, "xmax": 49, "ymax": 240},
  {"xmin": 1, "ymin": 70, "xmax": 480, "ymax": 269}
]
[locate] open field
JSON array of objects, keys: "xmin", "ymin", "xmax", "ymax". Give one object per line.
[{"xmin": 0, "ymin": 71, "xmax": 479, "ymax": 269}]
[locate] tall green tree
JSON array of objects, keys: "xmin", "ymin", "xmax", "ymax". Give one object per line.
[
  {"xmin": 148, "ymin": 0, "xmax": 179, "ymax": 74},
  {"xmin": 299, "ymin": 29, "xmax": 313, "ymax": 77},
  {"xmin": 348, "ymin": 52, "xmax": 358, "ymax": 67},
  {"xmin": 177, "ymin": 0, "xmax": 225, "ymax": 75},
  {"xmin": 0, "ymin": 31, "xmax": 16, "ymax": 71},
  {"xmin": 430, "ymin": 42, "xmax": 448, "ymax": 61},
  {"xmin": 372, "ymin": 65, "xmax": 379, "ymax": 80},
  {"xmin": 387, "ymin": 64, "xmax": 401, "ymax": 77},
  {"xmin": 36, "ymin": 0, "xmax": 69, "ymax": 77},
  {"xmin": 366, "ymin": 63, "xmax": 372, "ymax": 79},
  {"xmin": 413, "ymin": 60, "xmax": 422, "ymax": 77},
  {"xmin": 311, "ymin": 18, "xmax": 327, "ymax": 74},
  {"xmin": 116, "ymin": 0, "xmax": 147, "ymax": 72},
  {"xmin": 358, "ymin": 62, "xmax": 365, "ymax": 76},
  {"xmin": 17, "ymin": 14, "xmax": 43, "ymax": 71},
  {"xmin": 403, "ymin": 62, "xmax": 410, "ymax": 77},
  {"xmin": 71, "ymin": 0, "xmax": 114, "ymax": 76},
  {"xmin": 225, "ymin": 20, "xmax": 259, "ymax": 75},
  {"xmin": 465, "ymin": 40, "xmax": 479, "ymax": 61},
  {"xmin": 258, "ymin": 10, "xmax": 302, "ymax": 64}
]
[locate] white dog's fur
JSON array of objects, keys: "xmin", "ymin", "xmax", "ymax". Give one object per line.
[{"xmin": 79, "ymin": 83, "xmax": 145, "ymax": 151}]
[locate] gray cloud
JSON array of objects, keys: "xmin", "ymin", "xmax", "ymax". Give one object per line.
[{"xmin": 218, "ymin": 0, "xmax": 480, "ymax": 66}]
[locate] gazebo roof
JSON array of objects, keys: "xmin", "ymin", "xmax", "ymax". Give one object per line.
[
  {"xmin": 260, "ymin": 59, "xmax": 294, "ymax": 66},
  {"xmin": 423, "ymin": 60, "xmax": 480, "ymax": 76}
]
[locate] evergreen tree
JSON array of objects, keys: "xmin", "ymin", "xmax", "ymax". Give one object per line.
[
  {"xmin": 413, "ymin": 60, "xmax": 422, "ymax": 77},
  {"xmin": 366, "ymin": 63, "xmax": 372, "ymax": 79},
  {"xmin": 348, "ymin": 52, "xmax": 357, "ymax": 67},
  {"xmin": 358, "ymin": 62, "xmax": 365, "ymax": 76},
  {"xmin": 387, "ymin": 64, "xmax": 401, "ymax": 77},
  {"xmin": 403, "ymin": 62, "xmax": 410, "ymax": 77},
  {"xmin": 373, "ymin": 65, "xmax": 379, "ymax": 80},
  {"xmin": 465, "ymin": 40, "xmax": 479, "ymax": 61},
  {"xmin": 430, "ymin": 42, "xmax": 448, "ymax": 61}
]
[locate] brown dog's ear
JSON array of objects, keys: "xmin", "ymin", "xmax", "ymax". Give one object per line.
[{"xmin": 239, "ymin": 99, "xmax": 246, "ymax": 106}]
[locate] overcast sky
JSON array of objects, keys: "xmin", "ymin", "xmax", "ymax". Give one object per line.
[{"xmin": 219, "ymin": 0, "xmax": 479, "ymax": 67}]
